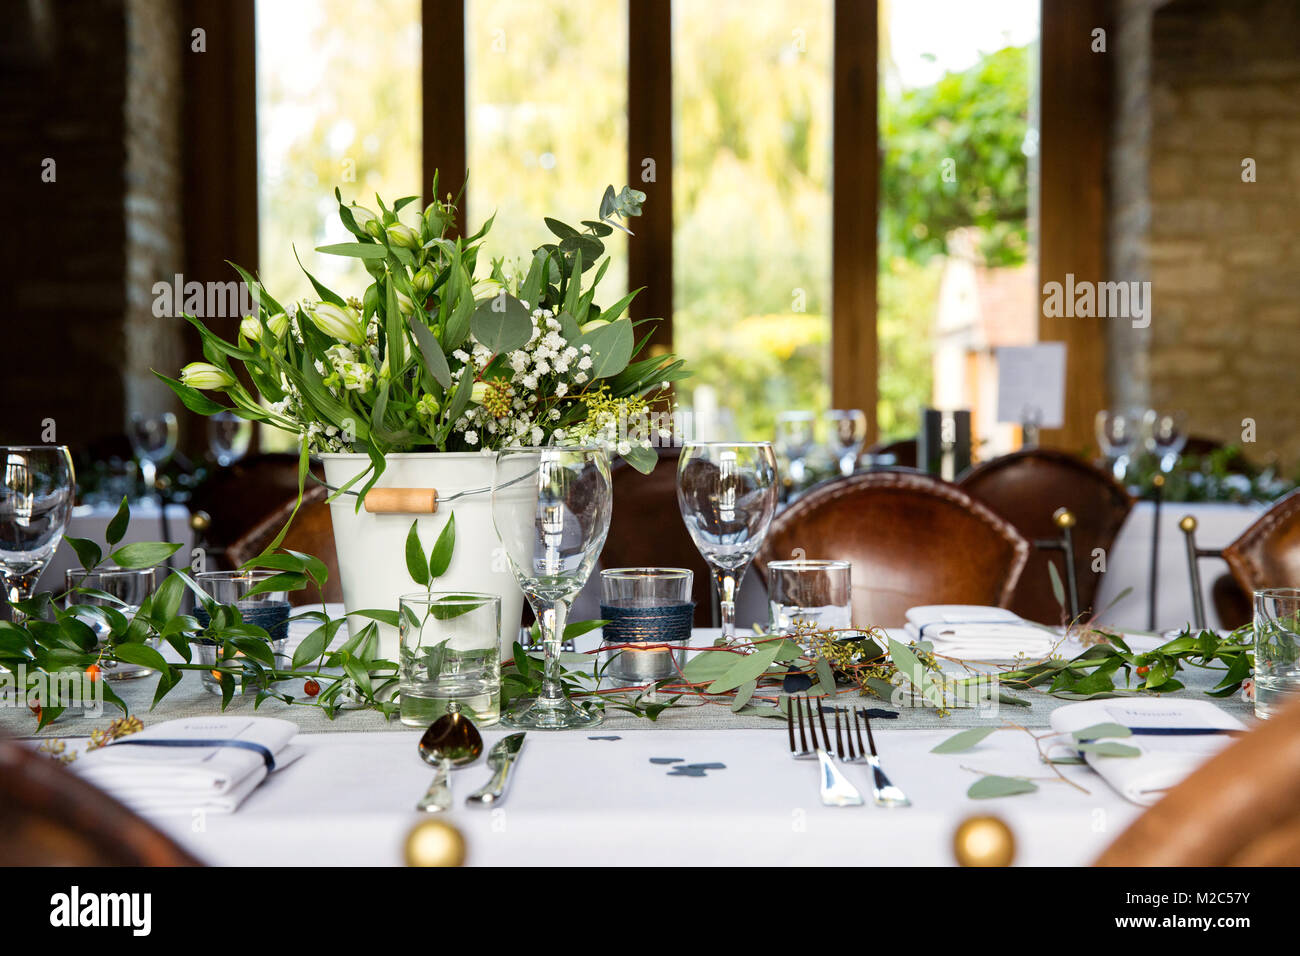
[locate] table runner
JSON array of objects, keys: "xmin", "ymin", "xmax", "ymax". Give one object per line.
[{"xmin": 2, "ymin": 613, "xmax": 1258, "ymax": 738}]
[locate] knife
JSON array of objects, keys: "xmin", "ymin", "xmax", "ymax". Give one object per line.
[{"xmin": 465, "ymin": 733, "xmax": 526, "ymax": 807}]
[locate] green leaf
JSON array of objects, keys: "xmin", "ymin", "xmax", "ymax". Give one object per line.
[
  {"xmin": 1047, "ymin": 560, "xmax": 1066, "ymax": 609},
  {"xmin": 291, "ymin": 624, "xmax": 331, "ymax": 670},
  {"xmin": 471, "ymin": 293, "xmax": 532, "ymax": 353},
  {"xmin": 1071, "ymin": 722, "xmax": 1132, "ymax": 741},
  {"xmin": 315, "ymin": 242, "xmax": 389, "ymax": 260},
  {"xmin": 731, "ymin": 679, "xmax": 757, "ymax": 711},
  {"xmin": 427, "ymin": 513, "xmax": 456, "ymax": 580},
  {"xmin": 405, "ymin": 520, "xmax": 428, "ymax": 586},
  {"xmin": 1075, "ymin": 741, "xmax": 1141, "ymax": 758},
  {"xmin": 411, "ymin": 320, "xmax": 452, "ymax": 389},
  {"xmin": 113, "ymin": 641, "xmax": 169, "ymax": 673},
  {"xmin": 109, "ymin": 542, "xmax": 182, "ymax": 569},
  {"xmin": 814, "ymin": 656, "xmax": 837, "ymax": 695},
  {"xmin": 64, "ymin": 537, "xmax": 102, "ymax": 572},
  {"xmin": 706, "ymin": 642, "xmax": 783, "ymax": 694},
  {"xmin": 931, "ymin": 726, "xmax": 997, "ymax": 754},
  {"xmin": 968, "ymin": 775, "xmax": 1039, "ymax": 799},
  {"xmin": 578, "ymin": 317, "xmax": 635, "ymax": 378},
  {"xmin": 105, "ymin": 496, "xmax": 131, "ymax": 547}
]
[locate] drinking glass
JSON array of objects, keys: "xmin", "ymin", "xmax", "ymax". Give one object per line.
[
  {"xmin": 599, "ymin": 568, "xmax": 694, "ymax": 685},
  {"xmin": 825, "ymin": 409, "xmax": 867, "ymax": 477},
  {"xmin": 1144, "ymin": 409, "xmax": 1189, "ymax": 473},
  {"xmin": 774, "ymin": 411, "xmax": 816, "ymax": 487},
  {"xmin": 676, "ymin": 441, "xmax": 779, "ymax": 644},
  {"xmin": 192, "ymin": 570, "xmax": 292, "ymax": 696},
  {"xmin": 492, "ymin": 446, "xmax": 612, "ymax": 730},
  {"xmin": 64, "ymin": 568, "xmax": 158, "ymax": 679},
  {"xmin": 399, "ymin": 592, "xmax": 501, "ymax": 728},
  {"xmin": 0, "ymin": 445, "xmax": 75, "ymax": 614},
  {"xmin": 767, "ymin": 559, "xmax": 852, "ymax": 633},
  {"xmin": 1095, "ymin": 409, "xmax": 1140, "ymax": 481},
  {"xmin": 129, "ymin": 411, "xmax": 178, "ymax": 493},
  {"xmin": 1253, "ymin": 587, "xmax": 1300, "ymax": 720},
  {"xmin": 208, "ymin": 411, "xmax": 252, "ymax": 467}
]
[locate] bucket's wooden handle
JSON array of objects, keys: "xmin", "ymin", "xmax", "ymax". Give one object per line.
[{"xmin": 362, "ymin": 488, "xmax": 438, "ymax": 514}]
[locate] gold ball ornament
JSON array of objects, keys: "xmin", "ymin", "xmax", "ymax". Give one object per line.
[
  {"xmin": 190, "ymin": 510, "xmax": 212, "ymax": 533},
  {"xmin": 1052, "ymin": 507, "xmax": 1077, "ymax": 530},
  {"xmin": 1178, "ymin": 515, "xmax": 1198, "ymax": 534},
  {"xmin": 404, "ymin": 819, "xmax": 467, "ymax": 867},
  {"xmin": 1152, "ymin": 473, "xmax": 1165, "ymax": 490},
  {"xmin": 952, "ymin": 815, "xmax": 1016, "ymax": 867}
]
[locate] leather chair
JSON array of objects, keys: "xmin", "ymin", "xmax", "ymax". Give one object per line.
[
  {"xmin": 866, "ymin": 437, "xmax": 918, "ymax": 469},
  {"xmin": 602, "ymin": 447, "xmax": 714, "ymax": 626},
  {"xmin": 754, "ymin": 471, "xmax": 1030, "ymax": 627},
  {"xmin": 0, "ymin": 736, "xmax": 201, "ymax": 865},
  {"xmin": 1096, "ymin": 695, "xmax": 1300, "ymax": 865},
  {"xmin": 959, "ymin": 449, "xmax": 1134, "ymax": 625},
  {"xmin": 228, "ymin": 483, "xmax": 342, "ymax": 605},
  {"xmin": 1181, "ymin": 488, "xmax": 1300, "ymax": 630}
]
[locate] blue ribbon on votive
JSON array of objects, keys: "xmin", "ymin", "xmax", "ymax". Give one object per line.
[
  {"xmin": 193, "ymin": 604, "xmax": 291, "ymax": 644},
  {"xmin": 108, "ymin": 738, "xmax": 277, "ymax": 771},
  {"xmin": 600, "ymin": 603, "xmax": 695, "ymax": 644}
]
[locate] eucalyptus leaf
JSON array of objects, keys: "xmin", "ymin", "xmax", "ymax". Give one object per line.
[
  {"xmin": 968, "ymin": 775, "xmax": 1039, "ymax": 799},
  {"xmin": 930, "ymin": 726, "xmax": 997, "ymax": 754},
  {"xmin": 706, "ymin": 642, "xmax": 782, "ymax": 694},
  {"xmin": 471, "ymin": 293, "xmax": 532, "ymax": 354}
]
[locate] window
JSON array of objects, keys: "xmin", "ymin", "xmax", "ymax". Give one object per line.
[
  {"xmin": 673, "ymin": 0, "xmax": 833, "ymax": 441},
  {"xmin": 878, "ymin": 0, "xmax": 1039, "ymax": 452},
  {"xmin": 466, "ymin": 0, "xmax": 628, "ymax": 296}
]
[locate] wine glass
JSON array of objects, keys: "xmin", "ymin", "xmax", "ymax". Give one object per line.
[
  {"xmin": 1095, "ymin": 409, "xmax": 1140, "ymax": 482},
  {"xmin": 825, "ymin": 409, "xmax": 867, "ymax": 476},
  {"xmin": 492, "ymin": 446, "xmax": 612, "ymax": 730},
  {"xmin": 774, "ymin": 411, "xmax": 816, "ymax": 489},
  {"xmin": 129, "ymin": 411, "xmax": 178, "ymax": 495},
  {"xmin": 208, "ymin": 411, "xmax": 252, "ymax": 467},
  {"xmin": 1144, "ymin": 409, "xmax": 1189, "ymax": 473},
  {"xmin": 676, "ymin": 441, "xmax": 779, "ymax": 644},
  {"xmin": 1, "ymin": 445, "xmax": 75, "ymax": 615}
]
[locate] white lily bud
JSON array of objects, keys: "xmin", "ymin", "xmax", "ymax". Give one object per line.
[
  {"xmin": 470, "ymin": 381, "xmax": 490, "ymax": 405},
  {"xmin": 581, "ymin": 318, "xmax": 610, "ymax": 331},
  {"xmin": 412, "ymin": 266, "xmax": 435, "ymax": 296},
  {"xmin": 472, "ymin": 279, "xmax": 503, "ymax": 301},
  {"xmin": 180, "ymin": 362, "xmax": 235, "ymax": 390},
  {"xmin": 266, "ymin": 311, "xmax": 290, "ymax": 338},
  {"xmin": 386, "ymin": 222, "xmax": 420, "ymax": 250},
  {"xmin": 307, "ymin": 301, "xmax": 366, "ymax": 346},
  {"xmin": 239, "ymin": 314, "xmax": 262, "ymax": 342},
  {"xmin": 395, "ymin": 290, "xmax": 415, "ymax": 316},
  {"xmin": 350, "ymin": 204, "xmax": 379, "ymax": 230}
]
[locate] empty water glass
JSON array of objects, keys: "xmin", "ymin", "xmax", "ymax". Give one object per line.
[
  {"xmin": 1095, "ymin": 409, "xmax": 1140, "ymax": 481},
  {"xmin": 64, "ymin": 568, "xmax": 158, "ymax": 680},
  {"xmin": 192, "ymin": 570, "xmax": 292, "ymax": 696},
  {"xmin": 1, "ymin": 445, "xmax": 75, "ymax": 615},
  {"xmin": 399, "ymin": 592, "xmax": 502, "ymax": 727},
  {"xmin": 775, "ymin": 411, "xmax": 816, "ymax": 487},
  {"xmin": 767, "ymin": 559, "xmax": 852, "ymax": 633},
  {"xmin": 129, "ymin": 412, "xmax": 178, "ymax": 493},
  {"xmin": 825, "ymin": 409, "xmax": 867, "ymax": 476},
  {"xmin": 1254, "ymin": 587, "xmax": 1300, "ymax": 720},
  {"xmin": 208, "ymin": 412, "xmax": 253, "ymax": 467},
  {"xmin": 1144, "ymin": 409, "xmax": 1189, "ymax": 473}
]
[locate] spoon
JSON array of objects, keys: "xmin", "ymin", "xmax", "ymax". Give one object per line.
[{"xmin": 416, "ymin": 709, "xmax": 484, "ymax": 813}]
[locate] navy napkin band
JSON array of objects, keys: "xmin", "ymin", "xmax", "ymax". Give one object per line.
[
  {"xmin": 1078, "ymin": 727, "xmax": 1244, "ymax": 741},
  {"xmin": 600, "ymin": 603, "xmax": 695, "ymax": 644},
  {"xmin": 110, "ymin": 738, "xmax": 277, "ymax": 771}
]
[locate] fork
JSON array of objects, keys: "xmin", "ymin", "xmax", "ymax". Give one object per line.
[
  {"xmin": 853, "ymin": 708, "xmax": 911, "ymax": 808},
  {"xmin": 787, "ymin": 696, "xmax": 863, "ymax": 807}
]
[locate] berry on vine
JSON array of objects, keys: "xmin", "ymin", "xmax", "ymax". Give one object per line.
[{"xmin": 304, "ymin": 679, "xmax": 321, "ymax": 697}]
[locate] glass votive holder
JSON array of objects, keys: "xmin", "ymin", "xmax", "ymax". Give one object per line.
[
  {"xmin": 767, "ymin": 559, "xmax": 852, "ymax": 633},
  {"xmin": 599, "ymin": 568, "xmax": 695, "ymax": 685},
  {"xmin": 399, "ymin": 592, "xmax": 501, "ymax": 728},
  {"xmin": 64, "ymin": 568, "xmax": 159, "ymax": 680},
  {"xmin": 1253, "ymin": 587, "xmax": 1300, "ymax": 719},
  {"xmin": 192, "ymin": 570, "xmax": 292, "ymax": 696}
]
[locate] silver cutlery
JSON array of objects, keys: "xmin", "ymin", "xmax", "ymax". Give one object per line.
[
  {"xmin": 416, "ymin": 711, "xmax": 483, "ymax": 812},
  {"xmin": 466, "ymin": 732, "xmax": 527, "ymax": 807},
  {"xmin": 787, "ymin": 695, "xmax": 863, "ymax": 807},
  {"xmin": 853, "ymin": 709, "xmax": 910, "ymax": 808}
]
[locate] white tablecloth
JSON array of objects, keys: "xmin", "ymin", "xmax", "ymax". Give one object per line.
[{"xmin": 1094, "ymin": 500, "xmax": 1265, "ymax": 632}]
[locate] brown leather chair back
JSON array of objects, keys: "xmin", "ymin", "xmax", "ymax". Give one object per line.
[
  {"xmin": 602, "ymin": 447, "xmax": 714, "ymax": 627},
  {"xmin": 959, "ymin": 449, "xmax": 1134, "ymax": 624},
  {"xmin": 0, "ymin": 737, "xmax": 201, "ymax": 865},
  {"xmin": 1096, "ymin": 697, "xmax": 1300, "ymax": 866},
  {"xmin": 228, "ymin": 482, "xmax": 342, "ymax": 605},
  {"xmin": 754, "ymin": 471, "xmax": 1030, "ymax": 627},
  {"xmin": 866, "ymin": 437, "xmax": 918, "ymax": 469},
  {"xmin": 1223, "ymin": 488, "xmax": 1300, "ymax": 598}
]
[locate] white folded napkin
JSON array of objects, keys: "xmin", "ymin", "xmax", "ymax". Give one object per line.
[
  {"xmin": 903, "ymin": 605, "xmax": 1055, "ymax": 661},
  {"xmin": 73, "ymin": 716, "xmax": 302, "ymax": 814},
  {"xmin": 1048, "ymin": 698, "xmax": 1247, "ymax": 806}
]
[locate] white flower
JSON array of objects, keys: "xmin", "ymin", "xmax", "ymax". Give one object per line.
[
  {"xmin": 180, "ymin": 362, "xmax": 234, "ymax": 390},
  {"xmin": 306, "ymin": 302, "xmax": 365, "ymax": 345},
  {"xmin": 575, "ymin": 372, "xmax": 588, "ymax": 384},
  {"xmin": 580, "ymin": 344, "xmax": 592, "ymax": 354},
  {"xmin": 617, "ymin": 441, "xmax": 632, "ymax": 455},
  {"xmin": 555, "ymin": 382, "xmax": 568, "ymax": 397},
  {"xmin": 464, "ymin": 430, "xmax": 479, "ymax": 445},
  {"xmin": 578, "ymin": 356, "xmax": 592, "ymax": 370},
  {"xmin": 452, "ymin": 350, "xmax": 470, "ymax": 363}
]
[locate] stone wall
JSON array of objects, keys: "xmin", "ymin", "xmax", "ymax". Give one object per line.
[{"xmin": 1110, "ymin": 0, "xmax": 1300, "ymax": 468}]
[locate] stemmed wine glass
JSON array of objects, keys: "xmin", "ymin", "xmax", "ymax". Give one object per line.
[
  {"xmin": 1, "ymin": 446, "xmax": 75, "ymax": 616},
  {"xmin": 825, "ymin": 409, "xmax": 867, "ymax": 477},
  {"xmin": 1144, "ymin": 409, "xmax": 1189, "ymax": 474},
  {"xmin": 129, "ymin": 411, "xmax": 178, "ymax": 494},
  {"xmin": 492, "ymin": 446, "xmax": 612, "ymax": 730},
  {"xmin": 774, "ymin": 411, "xmax": 816, "ymax": 488},
  {"xmin": 208, "ymin": 411, "xmax": 253, "ymax": 467},
  {"xmin": 1095, "ymin": 409, "xmax": 1140, "ymax": 482},
  {"xmin": 677, "ymin": 441, "xmax": 779, "ymax": 644}
]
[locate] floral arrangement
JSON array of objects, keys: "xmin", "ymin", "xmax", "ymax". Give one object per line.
[{"xmin": 160, "ymin": 177, "xmax": 687, "ymax": 497}]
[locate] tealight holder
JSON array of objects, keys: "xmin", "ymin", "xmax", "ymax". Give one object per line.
[
  {"xmin": 599, "ymin": 568, "xmax": 694, "ymax": 685},
  {"xmin": 192, "ymin": 571, "xmax": 292, "ymax": 696}
]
